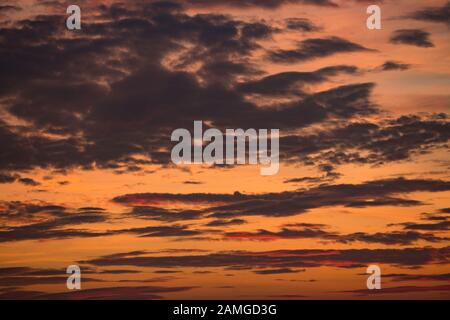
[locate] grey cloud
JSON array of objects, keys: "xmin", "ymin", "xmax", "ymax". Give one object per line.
[
  {"xmin": 115, "ymin": 178, "xmax": 450, "ymax": 220},
  {"xmin": 408, "ymin": 2, "xmax": 450, "ymax": 27},
  {"xmin": 254, "ymin": 268, "xmax": 304, "ymax": 275},
  {"xmin": 285, "ymin": 18, "xmax": 321, "ymax": 32},
  {"xmin": 268, "ymin": 37, "xmax": 374, "ymax": 63},
  {"xmin": 0, "ymin": 285, "xmax": 196, "ymax": 300},
  {"xmin": 390, "ymin": 29, "xmax": 434, "ymax": 48},
  {"xmin": 379, "ymin": 61, "xmax": 411, "ymax": 71},
  {"xmin": 83, "ymin": 246, "xmax": 450, "ymax": 269}
]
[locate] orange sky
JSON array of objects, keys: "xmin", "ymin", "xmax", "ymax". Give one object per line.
[{"xmin": 0, "ymin": 0, "xmax": 449, "ymax": 299}]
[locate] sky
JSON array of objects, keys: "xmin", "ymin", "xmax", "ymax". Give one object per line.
[{"xmin": 0, "ymin": 0, "xmax": 449, "ymax": 299}]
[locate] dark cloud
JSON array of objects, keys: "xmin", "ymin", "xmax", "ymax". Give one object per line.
[
  {"xmin": 17, "ymin": 177, "xmax": 40, "ymax": 186},
  {"xmin": 0, "ymin": 276, "xmax": 102, "ymax": 287},
  {"xmin": 241, "ymin": 22, "xmax": 277, "ymax": 40},
  {"xmin": 280, "ymin": 114, "xmax": 449, "ymax": 166},
  {"xmin": 331, "ymin": 231, "xmax": 449, "ymax": 245},
  {"xmin": 268, "ymin": 294, "xmax": 308, "ymax": 298},
  {"xmin": 0, "ymin": 7, "xmax": 383, "ymax": 173},
  {"xmin": 0, "ymin": 173, "xmax": 17, "ymax": 184},
  {"xmin": 224, "ymin": 226, "xmax": 449, "ymax": 245},
  {"xmin": 83, "ymin": 246, "xmax": 450, "ymax": 269},
  {"xmin": 284, "ymin": 167, "xmax": 341, "ymax": 184},
  {"xmin": 392, "ymin": 221, "xmax": 450, "ymax": 231},
  {"xmin": 408, "ymin": 2, "xmax": 450, "ymax": 27},
  {"xmin": 268, "ymin": 37, "xmax": 374, "ymax": 63},
  {"xmin": 282, "ymin": 222, "xmax": 327, "ymax": 228},
  {"xmin": 422, "ymin": 215, "xmax": 448, "ymax": 221},
  {"xmin": 0, "ymin": 174, "xmax": 41, "ymax": 186},
  {"xmin": 116, "ymin": 178, "xmax": 450, "ymax": 220},
  {"xmin": 183, "ymin": 181, "xmax": 204, "ymax": 185},
  {"xmin": 180, "ymin": 0, "xmax": 338, "ymax": 9},
  {"xmin": 225, "ymin": 227, "xmax": 332, "ymax": 241},
  {"xmin": 284, "ymin": 176, "xmax": 325, "ymax": 184},
  {"xmin": 285, "ymin": 18, "xmax": 321, "ymax": 32},
  {"xmin": 0, "ymin": 3, "xmax": 446, "ymax": 175},
  {"xmin": 114, "ymin": 192, "xmax": 253, "ymax": 206},
  {"xmin": 344, "ymin": 285, "xmax": 450, "ymax": 296},
  {"xmin": 379, "ymin": 61, "xmax": 411, "ymax": 71},
  {"xmin": 153, "ymin": 270, "xmax": 182, "ymax": 274},
  {"xmin": 0, "ymin": 265, "xmax": 143, "ymax": 288},
  {"xmin": 0, "ymin": 5, "xmax": 21, "ymax": 14},
  {"xmin": 0, "ymin": 202, "xmax": 111, "ymax": 243},
  {"xmin": 238, "ymin": 65, "xmax": 359, "ymax": 96},
  {"xmin": 115, "ymin": 225, "xmax": 206, "ymax": 238},
  {"xmin": 206, "ymin": 219, "xmax": 247, "ymax": 227},
  {"xmin": 253, "ymin": 268, "xmax": 304, "ymax": 275},
  {"xmin": 127, "ymin": 206, "xmax": 204, "ymax": 222},
  {"xmin": 0, "ymin": 267, "xmax": 64, "ymax": 277},
  {"xmin": 0, "ymin": 217, "xmax": 207, "ymax": 243},
  {"xmin": 383, "ymin": 273, "xmax": 450, "ymax": 282},
  {"xmin": 390, "ymin": 29, "xmax": 434, "ymax": 48},
  {"xmin": 78, "ymin": 207, "xmax": 106, "ymax": 212},
  {"xmin": 0, "ymin": 285, "xmax": 196, "ymax": 300},
  {"xmin": 0, "ymin": 199, "xmax": 218, "ymax": 243},
  {"xmin": 98, "ymin": 269, "xmax": 142, "ymax": 274}
]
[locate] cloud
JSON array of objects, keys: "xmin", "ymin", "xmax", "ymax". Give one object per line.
[
  {"xmin": 0, "ymin": 174, "xmax": 41, "ymax": 186},
  {"xmin": 0, "ymin": 173, "xmax": 17, "ymax": 184},
  {"xmin": 392, "ymin": 221, "xmax": 450, "ymax": 231},
  {"xmin": 0, "ymin": 5, "xmax": 21, "ymax": 15},
  {"xmin": 379, "ymin": 61, "xmax": 411, "ymax": 71},
  {"xmin": 17, "ymin": 177, "xmax": 40, "ymax": 186},
  {"xmin": 330, "ymin": 231, "xmax": 449, "ymax": 245},
  {"xmin": 0, "ymin": 6, "xmax": 382, "ymax": 173},
  {"xmin": 285, "ymin": 18, "xmax": 321, "ymax": 32},
  {"xmin": 115, "ymin": 225, "xmax": 206, "ymax": 238},
  {"xmin": 0, "ymin": 199, "xmax": 220, "ymax": 243},
  {"xmin": 280, "ymin": 114, "xmax": 449, "ymax": 166},
  {"xmin": 344, "ymin": 285, "xmax": 450, "ymax": 296},
  {"xmin": 0, "ymin": 285, "xmax": 196, "ymax": 300},
  {"xmin": 390, "ymin": 29, "xmax": 434, "ymax": 48},
  {"xmin": 383, "ymin": 273, "xmax": 450, "ymax": 282},
  {"xmin": 0, "ymin": 201, "xmax": 67, "ymax": 219},
  {"xmin": 408, "ymin": 2, "xmax": 450, "ymax": 27},
  {"xmin": 224, "ymin": 225, "xmax": 449, "ymax": 245},
  {"xmin": 206, "ymin": 219, "xmax": 247, "ymax": 227},
  {"xmin": 253, "ymin": 268, "xmax": 304, "ymax": 275},
  {"xmin": 0, "ymin": 265, "xmax": 146, "ymax": 288},
  {"xmin": 115, "ymin": 178, "xmax": 450, "ymax": 220},
  {"xmin": 284, "ymin": 176, "xmax": 325, "ymax": 184},
  {"xmin": 267, "ymin": 37, "xmax": 374, "ymax": 63},
  {"xmin": 179, "ymin": 0, "xmax": 338, "ymax": 9},
  {"xmin": 268, "ymin": 294, "xmax": 308, "ymax": 298},
  {"xmin": 0, "ymin": 3, "xmax": 446, "ymax": 176},
  {"xmin": 0, "ymin": 267, "xmax": 64, "ymax": 277},
  {"xmin": 225, "ymin": 227, "xmax": 332, "ymax": 241},
  {"xmin": 83, "ymin": 246, "xmax": 450, "ymax": 269},
  {"xmin": 238, "ymin": 65, "xmax": 359, "ymax": 96},
  {"xmin": 127, "ymin": 206, "xmax": 205, "ymax": 222},
  {"xmin": 0, "ymin": 276, "xmax": 102, "ymax": 287},
  {"xmin": 0, "ymin": 202, "xmax": 111, "ymax": 243},
  {"xmin": 0, "ymin": 218, "xmax": 208, "ymax": 243},
  {"xmin": 183, "ymin": 181, "xmax": 204, "ymax": 185}
]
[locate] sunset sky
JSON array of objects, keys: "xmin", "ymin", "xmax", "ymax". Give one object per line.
[{"xmin": 0, "ymin": 0, "xmax": 449, "ymax": 299}]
